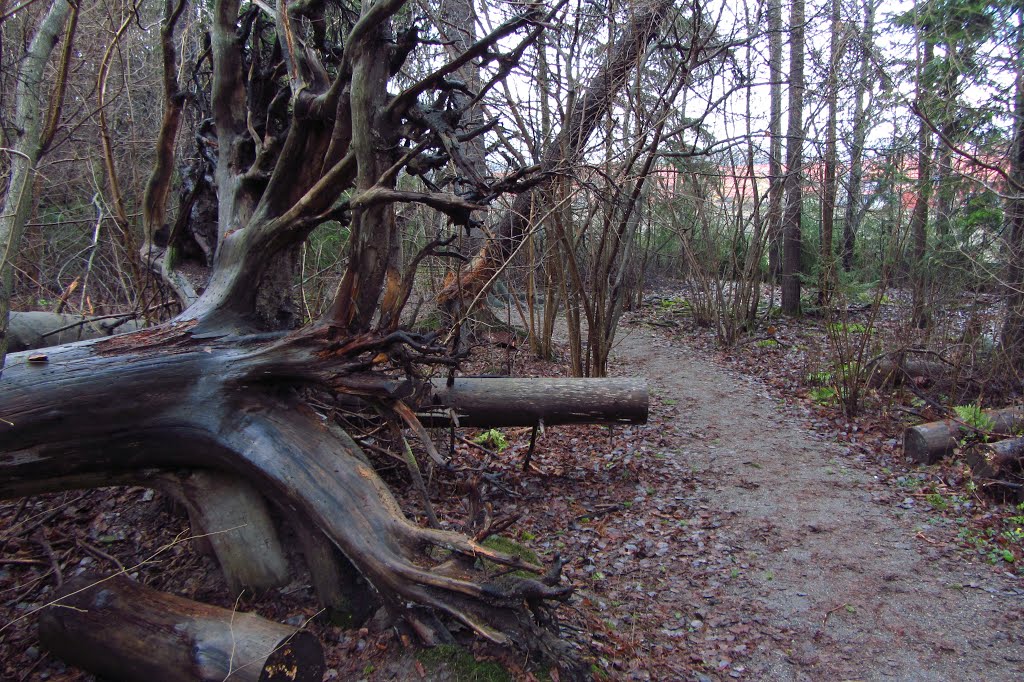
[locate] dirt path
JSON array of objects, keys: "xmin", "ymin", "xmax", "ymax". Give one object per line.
[{"xmin": 602, "ymin": 321, "xmax": 1024, "ymax": 680}]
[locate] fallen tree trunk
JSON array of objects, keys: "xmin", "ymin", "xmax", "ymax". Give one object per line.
[
  {"xmin": 903, "ymin": 406, "xmax": 1024, "ymax": 464},
  {"xmin": 7, "ymin": 311, "xmax": 142, "ymax": 352},
  {"xmin": 966, "ymin": 438, "xmax": 1024, "ymax": 479},
  {"xmin": 423, "ymin": 377, "xmax": 647, "ymax": 427},
  {"xmin": 0, "ymin": 329, "xmax": 583, "ymax": 673},
  {"xmin": 38, "ymin": 573, "xmax": 324, "ymax": 682}
]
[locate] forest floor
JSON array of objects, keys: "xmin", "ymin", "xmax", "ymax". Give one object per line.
[{"xmin": 3, "ymin": 287, "xmax": 1024, "ymax": 680}]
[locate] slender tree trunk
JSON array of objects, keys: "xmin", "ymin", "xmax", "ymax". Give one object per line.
[
  {"xmin": 843, "ymin": 0, "xmax": 876, "ymax": 272},
  {"xmin": 767, "ymin": 0, "xmax": 784, "ymax": 282},
  {"xmin": 781, "ymin": 0, "xmax": 805, "ymax": 315},
  {"xmin": 910, "ymin": 38, "xmax": 935, "ymax": 329},
  {"xmin": 819, "ymin": 0, "xmax": 842, "ymax": 305},
  {"xmin": 1002, "ymin": 8, "xmax": 1024, "ymax": 368},
  {"xmin": 0, "ymin": 0, "xmax": 75, "ymax": 370}
]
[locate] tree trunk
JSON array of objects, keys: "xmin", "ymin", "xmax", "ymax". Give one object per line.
[
  {"xmin": 6, "ymin": 311, "xmax": 142, "ymax": 352},
  {"xmin": 424, "ymin": 377, "xmax": 648, "ymax": 427},
  {"xmin": 902, "ymin": 406, "xmax": 1024, "ymax": 464},
  {"xmin": 766, "ymin": 0, "xmax": 784, "ymax": 282},
  {"xmin": 910, "ymin": 37, "xmax": 935, "ymax": 329},
  {"xmin": 781, "ymin": 0, "xmax": 805, "ymax": 316},
  {"xmin": 842, "ymin": 0, "xmax": 876, "ymax": 272},
  {"xmin": 818, "ymin": 0, "xmax": 842, "ymax": 305},
  {"xmin": 966, "ymin": 438, "xmax": 1024, "ymax": 479},
  {"xmin": 38, "ymin": 573, "xmax": 324, "ymax": 682},
  {"xmin": 1002, "ymin": 8, "xmax": 1024, "ymax": 369},
  {"xmin": 0, "ymin": 332, "xmax": 581, "ymax": 670},
  {"xmin": 0, "ymin": 0, "xmax": 75, "ymax": 369}
]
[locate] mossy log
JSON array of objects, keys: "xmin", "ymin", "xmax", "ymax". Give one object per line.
[{"xmin": 38, "ymin": 573, "xmax": 324, "ymax": 682}]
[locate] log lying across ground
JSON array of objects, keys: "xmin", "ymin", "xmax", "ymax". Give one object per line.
[
  {"xmin": 7, "ymin": 311, "xmax": 142, "ymax": 351},
  {"xmin": 903, "ymin": 406, "xmax": 1024, "ymax": 464},
  {"xmin": 421, "ymin": 377, "xmax": 648, "ymax": 427},
  {"xmin": 39, "ymin": 573, "xmax": 324, "ymax": 682},
  {"xmin": 966, "ymin": 438, "xmax": 1024, "ymax": 478}
]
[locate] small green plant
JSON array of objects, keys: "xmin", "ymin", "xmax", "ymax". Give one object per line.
[
  {"xmin": 954, "ymin": 403, "xmax": 995, "ymax": 439},
  {"xmin": 472, "ymin": 429, "xmax": 509, "ymax": 452},
  {"xmin": 416, "ymin": 645, "xmax": 512, "ymax": 682},
  {"xmin": 809, "ymin": 386, "xmax": 837, "ymax": 405},
  {"xmin": 806, "ymin": 369, "xmax": 833, "ymax": 385},
  {"xmin": 755, "ymin": 339, "xmax": 780, "ymax": 348},
  {"xmin": 827, "ymin": 322, "xmax": 871, "ymax": 335},
  {"xmin": 924, "ymin": 492, "xmax": 949, "ymax": 511}
]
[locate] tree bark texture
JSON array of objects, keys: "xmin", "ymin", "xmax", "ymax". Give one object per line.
[
  {"xmin": 842, "ymin": 0, "xmax": 876, "ymax": 272},
  {"xmin": 967, "ymin": 438, "xmax": 1024, "ymax": 479},
  {"xmin": 0, "ymin": 0, "xmax": 75, "ymax": 368},
  {"xmin": 423, "ymin": 377, "xmax": 648, "ymax": 427},
  {"xmin": 781, "ymin": 0, "xmax": 805, "ymax": 315},
  {"xmin": 0, "ymin": 331, "xmax": 579, "ymax": 668},
  {"xmin": 766, "ymin": 0, "xmax": 784, "ymax": 281},
  {"xmin": 38, "ymin": 573, "xmax": 324, "ymax": 682},
  {"xmin": 1001, "ymin": 8, "xmax": 1024, "ymax": 369}
]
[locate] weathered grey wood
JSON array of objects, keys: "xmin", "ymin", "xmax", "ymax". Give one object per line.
[
  {"xmin": 38, "ymin": 573, "xmax": 324, "ymax": 682},
  {"xmin": 0, "ymin": 334, "xmax": 577, "ymax": 669},
  {"xmin": 155, "ymin": 470, "xmax": 289, "ymax": 595},
  {"xmin": 423, "ymin": 377, "xmax": 648, "ymax": 427},
  {"xmin": 7, "ymin": 311, "xmax": 142, "ymax": 352},
  {"xmin": 903, "ymin": 406, "xmax": 1024, "ymax": 464},
  {"xmin": 966, "ymin": 438, "xmax": 1024, "ymax": 478}
]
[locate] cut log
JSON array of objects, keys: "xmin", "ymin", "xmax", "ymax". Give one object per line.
[
  {"xmin": 966, "ymin": 438, "xmax": 1024, "ymax": 478},
  {"xmin": 870, "ymin": 357, "xmax": 950, "ymax": 387},
  {"xmin": 421, "ymin": 377, "xmax": 648, "ymax": 427},
  {"xmin": 903, "ymin": 406, "xmax": 1024, "ymax": 464},
  {"xmin": 38, "ymin": 573, "xmax": 324, "ymax": 682}
]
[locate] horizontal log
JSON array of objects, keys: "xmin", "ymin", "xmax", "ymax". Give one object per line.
[
  {"xmin": 420, "ymin": 377, "xmax": 648, "ymax": 427},
  {"xmin": 38, "ymin": 573, "xmax": 324, "ymax": 682},
  {"xmin": 7, "ymin": 311, "xmax": 141, "ymax": 351},
  {"xmin": 966, "ymin": 438, "xmax": 1024, "ymax": 478},
  {"xmin": 903, "ymin": 406, "xmax": 1024, "ymax": 464}
]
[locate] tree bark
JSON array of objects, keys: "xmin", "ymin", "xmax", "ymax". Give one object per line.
[
  {"xmin": 0, "ymin": 0, "xmax": 75, "ymax": 369},
  {"xmin": 6, "ymin": 311, "xmax": 142, "ymax": 352},
  {"xmin": 0, "ymin": 332, "xmax": 581, "ymax": 671},
  {"xmin": 423, "ymin": 377, "xmax": 648, "ymax": 427},
  {"xmin": 38, "ymin": 573, "xmax": 324, "ymax": 682},
  {"xmin": 842, "ymin": 0, "xmax": 876, "ymax": 272},
  {"xmin": 902, "ymin": 406, "xmax": 1024, "ymax": 464},
  {"xmin": 781, "ymin": 0, "xmax": 805, "ymax": 316},
  {"xmin": 766, "ymin": 0, "xmax": 784, "ymax": 282},
  {"xmin": 818, "ymin": 0, "xmax": 842, "ymax": 305},
  {"xmin": 910, "ymin": 36, "xmax": 935, "ymax": 329},
  {"xmin": 154, "ymin": 470, "xmax": 290, "ymax": 594},
  {"xmin": 1001, "ymin": 8, "xmax": 1024, "ymax": 369},
  {"xmin": 966, "ymin": 438, "xmax": 1024, "ymax": 479}
]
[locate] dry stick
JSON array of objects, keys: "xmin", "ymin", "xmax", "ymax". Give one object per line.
[
  {"xmin": 392, "ymin": 400, "xmax": 449, "ymax": 467},
  {"xmin": 33, "ymin": 531, "xmax": 62, "ymax": 589},
  {"xmin": 522, "ymin": 419, "xmax": 542, "ymax": 472},
  {"xmin": 396, "ymin": 429, "xmax": 440, "ymax": 529}
]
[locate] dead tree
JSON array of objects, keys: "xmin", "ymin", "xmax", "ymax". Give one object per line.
[{"xmin": 0, "ymin": 0, "xmax": 679, "ymax": 673}]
